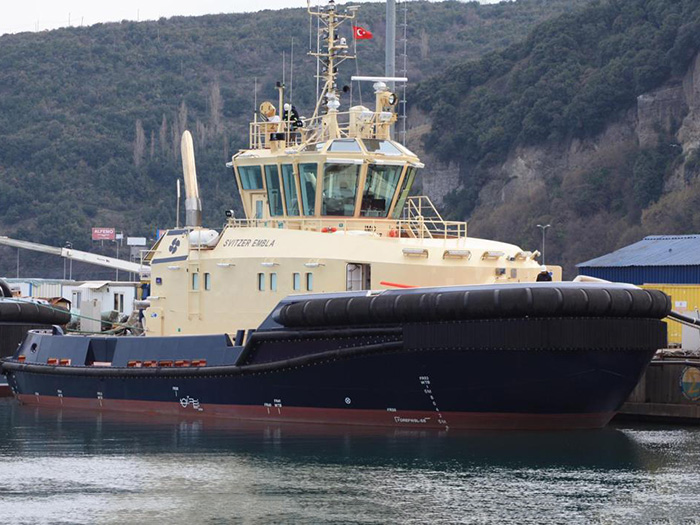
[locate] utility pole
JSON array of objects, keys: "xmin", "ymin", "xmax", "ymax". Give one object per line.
[{"xmin": 536, "ymin": 224, "xmax": 551, "ymax": 266}]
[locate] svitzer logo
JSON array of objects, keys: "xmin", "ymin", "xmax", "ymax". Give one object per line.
[{"xmin": 169, "ymin": 238, "xmax": 181, "ymax": 254}]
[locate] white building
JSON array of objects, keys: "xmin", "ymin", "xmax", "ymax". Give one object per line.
[{"xmin": 3, "ymin": 278, "xmax": 141, "ymax": 316}]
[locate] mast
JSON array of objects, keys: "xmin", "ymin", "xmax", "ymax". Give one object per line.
[{"xmin": 307, "ymin": 0, "xmax": 356, "ymax": 125}]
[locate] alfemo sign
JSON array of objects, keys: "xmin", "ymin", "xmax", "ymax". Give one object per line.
[{"xmin": 92, "ymin": 228, "xmax": 115, "ymax": 241}]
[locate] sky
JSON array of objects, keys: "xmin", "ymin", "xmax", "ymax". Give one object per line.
[{"xmin": 0, "ymin": 0, "xmax": 501, "ymax": 36}]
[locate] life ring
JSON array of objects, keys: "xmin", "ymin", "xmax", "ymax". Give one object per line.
[{"xmin": 388, "ymin": 229, "xmax": 398, "ymax": 238}]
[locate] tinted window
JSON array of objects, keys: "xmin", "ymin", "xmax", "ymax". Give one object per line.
[
  {"xmin": 360, "ymin": 164, "xmax": 403, "ymax": 217},
  {"xmin": 281, "ymin": 164, "xmax": 300, "ymax": 216},
  {"xmin": 299, "ymin": 163, "xmax": 318, "ymax": 216},
  {"xmin": 391, "ymin": 168, "xmax": 417, "ymax": 219},
  {"xmin": 264, "ymin": 165, "xmax": 284, "ymax": 216},
  {"xmin": 322, "ymin": 163, "xmax": 360, "ymax": 217},
  {"xmin": 238, "ymin": 166, "xmax": 263, "ymax": 190},
  {"xmin": 328, "ymin": 139, "xmax": 362, "ymax": 152},
  {"xmin": 362, "ymin": 139, "xmax": 402, "ymax": 155}
]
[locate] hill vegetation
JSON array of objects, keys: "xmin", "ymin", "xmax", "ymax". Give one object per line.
[
  {"xmin": 0, "ymin": 0, "xmax": 590, "ymax": 278},
  {"xmin": 412, "ymin": 0, "xmax": 700, "ymax": 275}
]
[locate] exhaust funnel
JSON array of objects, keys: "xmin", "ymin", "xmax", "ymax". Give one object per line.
[{"xmin": 181, "ymin": 130, "xmax": 202, "ymax": 228}]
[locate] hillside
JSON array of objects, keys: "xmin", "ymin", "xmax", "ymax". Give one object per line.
[
  {"xmin": 0, "ymin": 0, "xmax": 590, "ymax": 279},
  {"xmin": 410, "ymin": 0, "xmax": 700, "ymax": 276}
]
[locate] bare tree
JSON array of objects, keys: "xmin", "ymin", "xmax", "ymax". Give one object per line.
[
  {"xmin": 159, "ymin": 114, "xmax": 168, "ymax": 157},
  {"xmin": 209, "ymin": 79, "xmax": 223, "ymax": 136},
  {"xmin": 420, "ymin": 29, "xmax": 429, "ymax": 60},
  {"xmin": 133, "ymin": 119, "xmax": 146, "ymax": 167},
  {"xmin": 149, "ymin": 130, "xmax": 155, "ymax": 159}
]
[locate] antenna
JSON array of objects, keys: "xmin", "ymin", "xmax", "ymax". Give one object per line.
[
  {"xmin": 315, "ymin": 0, "xmax": 320, "ymax": 103},
  {"xmin": 290, "ymin": 38, "xmax": 294, "ymax": 105},
  {"xmin": 385, "ymin": 0, "xmax": 396, "ymax": 92}
]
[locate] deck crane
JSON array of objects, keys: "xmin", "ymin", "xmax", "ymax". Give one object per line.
[{"xmin": 0, "ymin": 236, "xmax": 150, "ymax": 280}]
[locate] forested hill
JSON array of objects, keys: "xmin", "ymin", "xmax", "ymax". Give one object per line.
[
  {"xmin": 411, "ymin": 0, "xmax": 700, "ymax": 275},
  {"xmin": 0, "ymin": 0, "xmax": 590, "ymax": 278}
]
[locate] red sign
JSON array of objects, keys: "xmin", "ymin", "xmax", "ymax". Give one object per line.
[{"xmin": 92, "ymin": 227, "xmax": 115, "ymax": 241}]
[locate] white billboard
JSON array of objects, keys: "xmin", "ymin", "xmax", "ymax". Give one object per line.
[{"xmin": 127, "ymin": 237, "xmax": 147, "ymax": 246}]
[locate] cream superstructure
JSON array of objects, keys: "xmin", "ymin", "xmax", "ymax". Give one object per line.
[{"xmin": 144, "ymin": 1, "xmax": 560, "ymax": 337}]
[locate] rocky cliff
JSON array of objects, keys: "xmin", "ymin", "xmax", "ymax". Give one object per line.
[{"xmin": 410, "ymin": 50, "xmax": 700, "ymax": 278}]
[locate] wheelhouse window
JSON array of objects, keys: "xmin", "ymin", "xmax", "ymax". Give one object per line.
[
  {"xmin": 299, "ymin": 163, "xmax": 318, "ymax": 216},
  {"xmin": 327, "ymin": 139, "xmax": 362, "ymax": 152},
  {"xmin": 362, "ymin": 139, "xmax": 402, "ymax": 156},
  {"xmin": 306, "ymin": 272, "xmax": 314, "ymax": 291},
  {"xmin": 281, "ymin": 164, "xmax": 300, "ymax": 216},
  {"xmin": 257, "ymin": 273, "xmax": 265, "ymax": 291},
  {"xmin": 264, "ymin": 165, "xmax": 284, "ymax": 216},
  {"xmin": 322, "ymin": 163, "xmax": 360, "ymax": 217},
  {"xmin": 293, "ymin": 272, "xmax": 301, "ymax": 291},
  {"xmin": 204, "ymin": 273, "xmax": 211, "ymax": 291},
  {"xmin": 270, "ymin": 273, "xmax": 278, "ymax": 292},
  {"xmin": 238, "ymin": 166, "xmax": 264, "ymax": 190},
  {"xmin": 360, "ymin": 164, "xmax": 403, "ymax": 217},
  {"xmin": 392, "ymin": 167, "xmax": 417, "ymax": 219},
  {"xmin": 192, "ymin": 273, "xmax": 199, "ymax": 290}
]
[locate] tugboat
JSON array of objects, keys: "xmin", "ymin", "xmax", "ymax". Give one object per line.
[{"xmin": 1, "ymin": 2, "xmax": 671, "ymax": 429}]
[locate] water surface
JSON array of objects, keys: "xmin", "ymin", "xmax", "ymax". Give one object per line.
[{"xmin": 1, "ymin": 400, "xmax": 700, "ymax": 524}]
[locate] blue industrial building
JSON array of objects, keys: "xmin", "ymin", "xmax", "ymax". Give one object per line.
[{"xmin": 577, "ymin": 235, "xmax": 700, "ymax": 285}]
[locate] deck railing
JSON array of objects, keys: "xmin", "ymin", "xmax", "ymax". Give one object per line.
[
  {"xmin": 249, "ymin": 110, "xmax": 392, "ymax": 149},
  {"xmin": 226, "ymin": 196, "xmax": 467, "ymax": 240}
]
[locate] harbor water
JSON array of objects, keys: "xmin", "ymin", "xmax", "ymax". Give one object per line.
[{"xmin": 1, "ymin": 399, "xmax": 700, "ymax": 524}]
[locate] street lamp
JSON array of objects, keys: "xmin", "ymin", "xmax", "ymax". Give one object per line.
[
  {"xmin": 536, "ymin": 224, "xmax": 551, "ymax": 266},
  {"xmin": 65, "ymin": 242, "xmax": 73, "ymax": 280}
]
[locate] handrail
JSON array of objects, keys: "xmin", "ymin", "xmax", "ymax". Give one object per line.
[
  {"xmin": 224, "ymin": 196, "xmax": 467, "ymax": 240},
  {"xmin": 248, "ymin": 109, "xmax": 392, "ymax": 149}
]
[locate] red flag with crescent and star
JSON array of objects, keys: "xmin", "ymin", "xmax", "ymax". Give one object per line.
[{"xmin": 353, "ymin": 26, "xmax": 373, "ymax": 40}]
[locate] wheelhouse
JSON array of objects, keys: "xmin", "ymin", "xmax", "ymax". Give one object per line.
[{"xmin": 232, "ymin": 138, "xmax": 422, "ymax": 222}]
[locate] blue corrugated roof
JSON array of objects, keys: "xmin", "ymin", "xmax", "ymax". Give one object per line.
[{"xmin": 577, "ymin": 235, "xmax": 700, "ymax": 268}]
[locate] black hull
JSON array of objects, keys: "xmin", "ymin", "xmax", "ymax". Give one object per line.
[
  {"xmin": 7, "ymin": 344, "xmax": 657, "ymax": 430},
  {"xmin": 1, "ymin": 283, "xmax": 671, "ymax": 430}
]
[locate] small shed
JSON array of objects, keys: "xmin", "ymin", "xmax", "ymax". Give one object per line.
[
  {"xmin": 577, "ymin": 235, "xmax": 700, "ymax": 285},
  {"xmin": 62, "ymin": 281, "xmax": 139, "ymax": 316}
]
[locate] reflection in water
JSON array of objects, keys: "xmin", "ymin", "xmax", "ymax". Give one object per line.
[{"xmin": 1, "ymin": 400, "xmax": 700, "ymax": 524}]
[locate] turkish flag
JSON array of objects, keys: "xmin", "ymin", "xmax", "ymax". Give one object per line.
[{"xmin": 353, "ymin": 26, "xmax": 373, "ymax": 40}]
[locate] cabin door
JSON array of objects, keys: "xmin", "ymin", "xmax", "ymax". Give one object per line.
[
  {"xmin": 346, "ymin": 263, "xmax": 371, "ymax": 291},
  {"xmin": 250, "ymin": 193, "xmax": 267, "ymax": 220}
]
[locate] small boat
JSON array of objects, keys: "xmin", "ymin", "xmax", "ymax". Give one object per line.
[{"xmin": 0, "ymin": 1, "xmax": 671, "ymax": 429}]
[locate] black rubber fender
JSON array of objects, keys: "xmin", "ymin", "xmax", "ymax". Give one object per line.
[
  {"xmin": 0, "ymin": 279, "xmax": 11, "ymax": 298},
  {"xmin": 277, "ymin": 285, "xmax": 672, "ymax": 328},
  {"xmin": 0, "ymin": 299, "xmax": 71, "ymax": 325}
]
